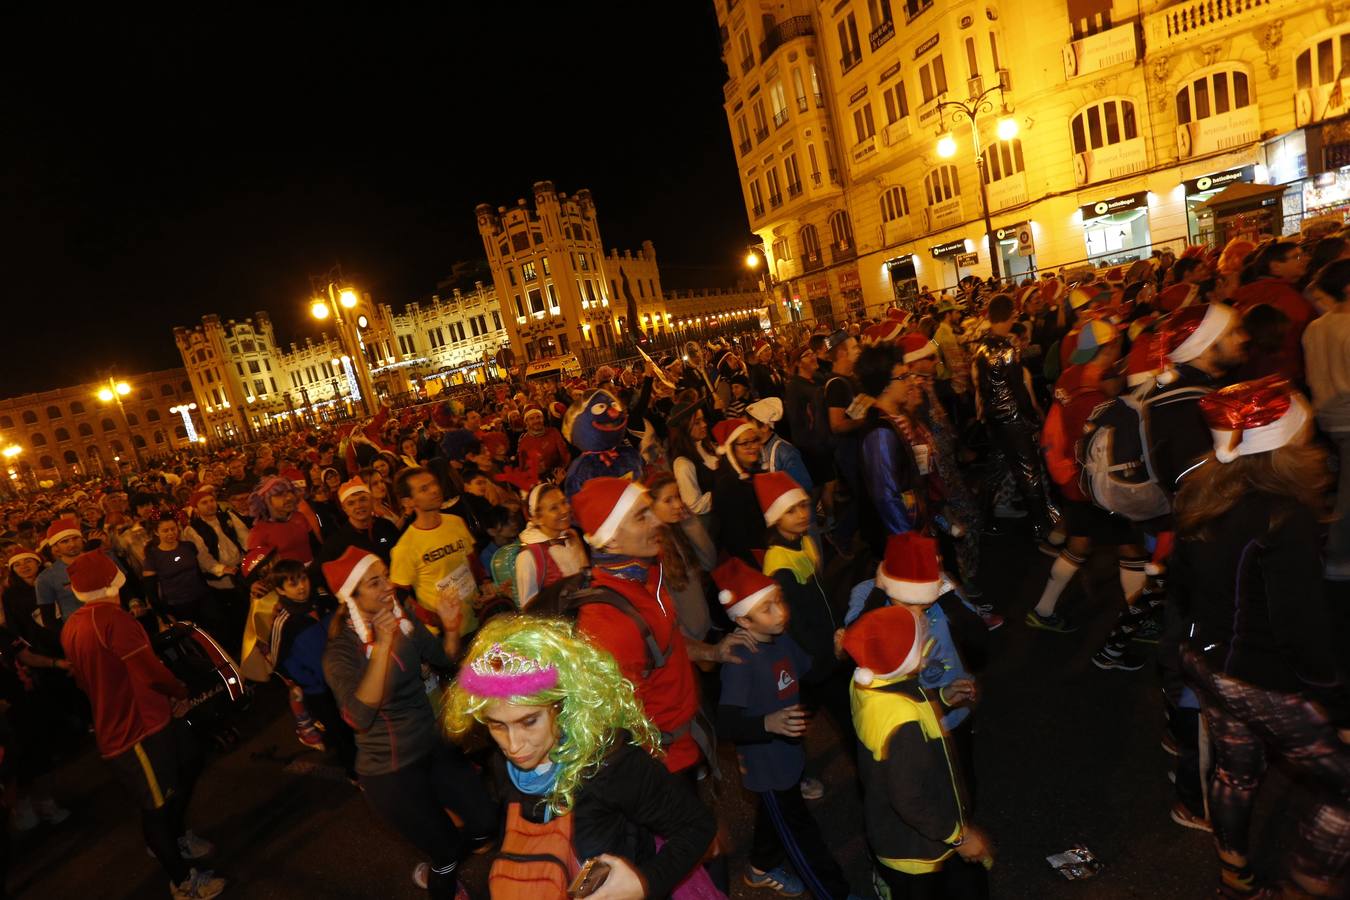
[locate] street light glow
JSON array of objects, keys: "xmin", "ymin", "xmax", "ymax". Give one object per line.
[
  {"xmin": 745, "ymin": 251, "xmax": 760, "ymax": 269},
  {"xmin": 2, "ymin": 445, "xmax": 20, "ymax": 459},
  {"xmin": 339, "ymin": 289, "xmax": 358, "ymax": 308},
  {"xmin": 997, "ymin": 116, "xmax": 1019, "ymax": 141},
  {"xmin": 936, "ymin": 133, "xmax": 957, "ymax": 158},
  {"xmin": 115, "ymin": 381, "xmax": 130, "ymax": 395},
  {"xmin": 98, "ymin": 388, "xmax": 114, "ymax": 402},
  {"xmin": 311, "ymin": 300, "xmax": 331, "ymax": 320}
]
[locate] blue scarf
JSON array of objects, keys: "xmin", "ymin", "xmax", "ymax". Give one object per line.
[{"xmin": 507, "ymin": 757, "xmax": 560, "ymax": 822}]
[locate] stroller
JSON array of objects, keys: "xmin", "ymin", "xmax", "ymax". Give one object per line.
[{"xmin": 152, "ymin": 622, "xmax": 250, "ymax": 749}]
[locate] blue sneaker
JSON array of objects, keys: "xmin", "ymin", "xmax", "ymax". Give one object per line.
[{"xmin": 743, "ymin": 866, "xmax": 805, "ymax": 896}]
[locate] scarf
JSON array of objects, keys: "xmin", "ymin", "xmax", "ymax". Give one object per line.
[
  {"xmin": 507, "ymin": 756, "xmax": 561, "ymax": 822},
  {"xmin": 589, "ymin": 551, "xmax": 654, "ymax": 584}
]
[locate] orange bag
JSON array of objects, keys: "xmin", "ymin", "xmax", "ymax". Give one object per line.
[{"xmin": 489, "ymin": 801, "xmax": 579, "ymax": 899}]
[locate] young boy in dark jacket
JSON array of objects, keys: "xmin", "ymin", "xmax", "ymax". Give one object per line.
[
  {"xmin": 714, "ymin": 558, "xmax": 856, "ymax": 899},
  {"xmin": 844, "ymin": 605, "xmax": 992, "ymax": 897}
]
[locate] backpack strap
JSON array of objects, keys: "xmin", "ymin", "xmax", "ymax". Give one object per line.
[{"xmin": 567, "ymin": 587, "xmax": 670, "ymax": 680}]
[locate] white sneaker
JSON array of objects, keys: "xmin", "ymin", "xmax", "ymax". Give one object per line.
[
  {"xmin": 170, "ymin": 868, "xmax": 226, "ymax": 900},
  {"xmin": 178, "ymin": 830, "xmax": 215, "ymax": 860},
  {"xmin": 10, "ymin": 798, "xmax": 37, "ymax": 832},
  {"xmin": 36, "ymin": 797, "xmax": 70, "ymax": 825},
  {"xmin": 412, "ymin": 862, "xmax": 429, "ymax": 890}
]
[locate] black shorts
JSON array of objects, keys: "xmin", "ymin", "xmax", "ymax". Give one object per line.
[
  {"xmin": 1062, "ymin": 499, "xmax": 1142, "ymax": 546},
  {"xmin": 106, "ymin": 720, "xmax": 189, "ymax": 811}
]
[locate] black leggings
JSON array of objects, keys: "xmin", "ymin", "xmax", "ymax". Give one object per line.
[
  {"xmin": 875, "ymin": 855, "xmax": 988, "ymax": 900},
  {"xmin": 359, "ymin": 742, "xmax": 497, "ymax": 899}
]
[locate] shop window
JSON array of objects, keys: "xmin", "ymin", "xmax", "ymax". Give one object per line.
[
  {"xmin": 880, "ymin": 186, "xmax": 910, "ymax": 222},
  {"xmin": 982, "ymin": 139, "xmax": 1025, "ymax": 183},
  {"xmin": 924, "ymin": 165, "xmax": 961, "ymax": 205},
  {"xmin": 1070, "ymin": 98, "xmax": 1137, "ymax": 154}
]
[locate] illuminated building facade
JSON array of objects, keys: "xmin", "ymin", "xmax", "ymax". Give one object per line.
[{"xmin": 716, "ymin": 0, "xmax": 1343, "ymax": 317}]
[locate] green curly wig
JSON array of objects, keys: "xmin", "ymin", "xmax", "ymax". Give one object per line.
[{"xmin": 444, "ymin": 615, "xmax": 661, "ymax": 815}]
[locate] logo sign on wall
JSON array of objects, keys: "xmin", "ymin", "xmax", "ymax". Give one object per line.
[
  {"xmin": 1182, "ymin": 166, "xmax": 1255, "ymax": 196},
  {"xmin": 1016, "ymin": 224, "xmax": 1035, "ymax": 257},
  {"xmin": 954, "ymin": 252, "xmax": 980, "ymax": 267},
  {"xmin": 930, "ymin": 239, "xmax": 967, "ymax": 258},
  {"xmin": 1079, "ymin": 191, "xmax": 1148, "ymax": 222}
]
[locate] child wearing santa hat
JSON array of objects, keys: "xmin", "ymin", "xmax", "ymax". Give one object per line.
[
  {"xmin": 844, "ymin": 605, "xmax": 992, "ymax": 897},
  {"xmin": 712, "ymin": 558, "xmax": 858, "ymax": 900}
]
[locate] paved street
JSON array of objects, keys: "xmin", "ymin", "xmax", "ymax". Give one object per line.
[{"xmin": 15, "ymin": 529, "xmax": 1343, "ymax": 899}]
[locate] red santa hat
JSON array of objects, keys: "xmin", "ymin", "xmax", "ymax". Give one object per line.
[
  {"xmin": 239, "ymin": 544, "xmax": 277, "ymax": 582},
  {"xmin": 68, "ymin": 550, "xmax": 126, "ymax": 603},
  {"xmin": 1155, "ymin": 282, "xmax": 1197, "ymax": 314},
  {"xmin": 871, "ymin": 319, "xmax": 906, "ymax": 345},
  {"xmin": 573, "ymin": 477, "xmax": 647, "ymax": 548},
  {"xmin": 1199, "ymin": 375, "xmax": 1310, "ymax": 464},
  {"xmin": 1217, "ymin": 237, "xmax": 1258, "ymax": 276},
  {"xmin": 754, "ymin": 471, "xmax": 809, "ymax": 526},
  {"xmin": 1124, "ymin": 331, "xmax": 1163, "ymax": 387},
  {"xmin": 322, "ymin": 546, "xmax": 412, "ymax": 651},
  {"xmin": 1039, "ymin": 278, "xmax": 1067, "ymax": 307},
  {"xmin": 842, "ymin": 605, "xmax": 926, "ymax": 685},
  {"xmin": 338, "ymin": 477, "xmax": 371, "ymax": 505},
  {"xmin": 876, "ymin": 532, "xmax": 943, "ymax": 605},
  {"xmin": 6, "ymin": 548, "xmax": 40, "ymax": 569},
  {"xmin": 752, "ymin": 337, "xmax": 772, "ymax": 355},
  {"xmin": 712, "ymin": 418, "xmax": 757, "ymax": 454},
  {"xmin": 280, "ymin": 466, "xmax": 307, "ymax": 489},
  {"xmin": 523, "ymin": 404, "xmax": 544, "ymax": 421},
  {"xmin": 43, "ymin": 516, "xmax": 82, "ymax": 549},
  {"xmin": 898, "ymin": 333, "xmax": 937, "ymax": 364},
  {"xmin": 1160, "ymin": 303, "xmax": 1236, "ymax": 380},
  {"xmin": 712, "ymin": 557, "xmax": 778, "ymax": 619},
  {"xmin": 187, "ymin": 486, "xmax": 217, "ymax": 509}
]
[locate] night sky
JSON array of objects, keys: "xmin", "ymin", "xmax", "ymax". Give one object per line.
[{"xmin": 2, "ymin": 6, "xmax": 749, "ymax": 396}]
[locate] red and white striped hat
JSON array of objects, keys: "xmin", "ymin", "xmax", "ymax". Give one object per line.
[
  {"xmin": 754, "ymin": 471, "xmax": 809, "ymax": 526},
  {"xmin": 713, "ymin": 557, "xmax": 778, "ymax": 619}
]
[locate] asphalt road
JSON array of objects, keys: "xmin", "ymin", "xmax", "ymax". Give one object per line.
[{"xmin": 13, "ymin": 528, "xmax": 1345, "ymax": 899}]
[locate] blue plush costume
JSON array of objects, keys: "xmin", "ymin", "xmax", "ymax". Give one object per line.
[{"xmin": 563, "ymin": 389, "xmax": 644, "ymax": 498}]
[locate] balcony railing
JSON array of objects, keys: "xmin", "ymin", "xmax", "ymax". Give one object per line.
[
  {"xmin": 828, "ymin": 168, "xmax": 840, "ymax": 184},
  {"xmin": 787, "ymin": 182, "xmax": 803, "ymax": 198},
  {"xmin": 796, "ymin": 96, "xmax": 809, "ymax": 113},
  {"xmin": 815, "ymin": 92, "xmax": 825, "ymax": 108},
  {"xmin": 759, "ymin": 15, "xmax": 814, "ymax": 62},
  {"xmin": 752, "ymin": 204, "xmax": 766, "ymax": 218},
  {"xmin": 1145, "ymin": 0, "xmax": 1294, "ymax": 54},
  {"xmin": 840, "ymin": 51, "xmax": 862, "ymax": 73},
  {"xmin": 830, "ymin": 243, "xmax": 857, "ymax": 264},
  {"xmin": 811, "ymin": 171, "xmax": 822, "ymax": 186},
  {"xmin": 773, "ymin": 109, "xmax": 789, "ymax": 127},
  {"xmin": 801, "ymin": 252, "xmax": 825, "ymax": 272},
  {"xmin": 754, "ymin": 126, "xmax": 769, "ymax": 142},
  {"xmin": 769, "ymin": 193, "xmax": 783, "ymax": 208},
  {"xmin": 738, "ymin": 139, "xmax": 752, "ymax": 155}
]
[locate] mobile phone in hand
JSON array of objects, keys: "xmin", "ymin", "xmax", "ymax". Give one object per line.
[{"xmin": 568, "ymin": 858, "xmax": 611, "ymax": 897}]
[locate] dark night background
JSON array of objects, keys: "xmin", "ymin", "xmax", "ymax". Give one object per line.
[{"xmin": 1, "ymin": 6, "xmax": 749, "ymax": 395}]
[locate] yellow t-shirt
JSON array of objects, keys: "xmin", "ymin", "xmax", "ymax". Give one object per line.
[{"xmin": 389, "ymin": 514, "xmax": 479, "ymax": 636}]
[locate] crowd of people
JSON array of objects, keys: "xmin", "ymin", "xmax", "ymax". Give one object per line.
[{"xmin": 2, "ymin": 228, "xmax": 1349, "ymax": 899}]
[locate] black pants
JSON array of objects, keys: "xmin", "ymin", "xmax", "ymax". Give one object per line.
[
  {"xmin": 986, "ymin": 420, "xmax": 1050, "ymax": 533},
  {"xmin": 751, "ymin": 785, "xmax": 851, "ymax": 899},
  {"xmin": 360, "ymin": 742, "xmax": 497, "ymax": 900},
  {"xmin": 875, "ymin": 855, "xmax": 989, "ymax": 900},
  {"xmin": 303, "ymin": 689, "xmax": 356, "ymax": 775},
  {"xmin": 107, "ymin": 720, "xmax": 203, "ymax": 885}
]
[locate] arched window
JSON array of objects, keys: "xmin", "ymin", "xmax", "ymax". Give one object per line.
[
  {"xmin": 39, "ymin": 455, "xmax": 55, "ymax": 470},
  {"xmin": 63, "ymin": 450, "xmax": 79, "ymax": 465},
  {"xmin": 54, "ymin": 427, "xmax": 71, "ymax": 442},
  {"xmin": 1070, "ymin": 98, "xmax": 1138, "ymax": 154},
  {"xmin": 110, "ymin": 439, "xmax": 124, "ymax": 453},
  {"xmin": 181, "ymin": 380, "xmax": 192, "ymax": 393},
  {"xmin": 30, "ymin": 434, "xmax": 47, "ymax": 448},
  {"xmin": 132, "ymin": 435, "xmax": 147, "ymax": 449},
  {"xmin": 880, "ymin": 186, "xmax": 910, "ymax": 222},
  {"xmin": 69, "ymin": 401, "xmax": 85, "ymax": 415},
  {"xmin": 924, "ymin": 165, "xmax": 961, "ymax": 205},
  {"xmin": 46, "ymin": 405, "xmax": 62, "ymax": 420},
  {"xmin": 174, "ymin": 424, "xmax": 187, "ymax": 439},
  {"xmin": 101, "ymin": 418, "xmax": 116, "ymax": 432},
  {"xmin": 982, "ymin": 139, "xmax": 1025, "ymax": 183},
  {"xmin": 78, "ymin": 423, "xmax": 93, "ymax": 437},
  {"xmin": 138, "ymin": 388, "xmax": 153, "ymax": 400},
  {"xmin": 146, "ymin": 409, "xmax": 161, "ymax": 422},
  {"xmin": 828, "ymin": 210, "xmax": 854, "ymax": 250},
  {"xmin": 21, "ymin": 411, "xmax": 37, "ymax": 425},
  {"xmin": 800, "ymin": 224, "xmax": 822, "ymax": 264},
  {"xmin": 153, "ymin": 430, "xmax": 166, "ymax": 445},
  {"xmin": 0, "ymin": 416, "xmax": 10, "ymax": 429},
  {"xmin": 1176, "ymin": 66, "xmax": 1252, "ymax": 125},
  {"xmin": 160, "ymin": 384, "xmax": 175, "ymax": 397},
  {"xmin": 125, "ymin": 413, "xmax": 139, "ymax": 426}
]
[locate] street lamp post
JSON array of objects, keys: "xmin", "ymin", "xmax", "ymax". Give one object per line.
[
  {"xmin": 96, "ymin": 377, "xmax": 143, "ymax": 472},
  {"xmin": 310, "ymin": 281, "xmax": 375, "ymax": 417},
  {"xmin": 934, "ymin": 70, "xmax": 1016, "ymax": 282}
]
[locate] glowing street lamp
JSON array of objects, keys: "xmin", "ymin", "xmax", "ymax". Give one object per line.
[
  {"xmin": 745, "ymin": 251, "xmax": 761, "ymax": 269},
  {"xmin": 96, "ymin": 377, "xmax": 142, "ymax": 471},
  {"xmin": 310, "ymin": 299, "xmax": 331, "ymax": 320},
  {"xmin": 936, "ymin": 133, "xmax": 957, "ymax": 158},
  {"xmin": 339, "ymin": 288, "xmax": 358, "ymax": 309},
  {"xmin": 996, "ymin": 115, "xmax": 1019, "ymax": 141}
]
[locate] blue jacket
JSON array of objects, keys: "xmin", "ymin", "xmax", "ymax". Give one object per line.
[
  {"xmin": 847, "ymin": 579, "xmax": 970, "ymax": 730},
  {"xmin": 761, "ymin": 434, "xmax": 813, "ymax": 493}
]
